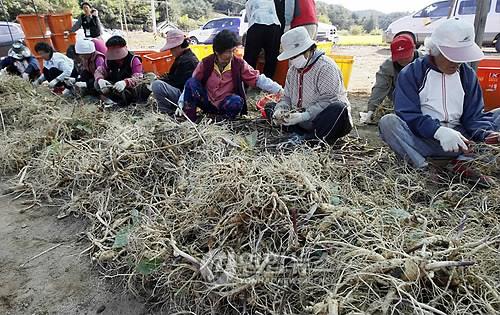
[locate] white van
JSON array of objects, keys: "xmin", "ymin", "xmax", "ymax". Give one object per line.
[{"xmin": 384, "ymin": 0, "xmax": 500, "ymax": 52}]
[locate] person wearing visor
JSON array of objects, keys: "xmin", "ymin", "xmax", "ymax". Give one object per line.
[
  {"xmin": 360, "ymin": 34, "xmax": 422, "ymax": 124},
  {"xmin": 379, "ymin": 19, "xmax": 500, "ymax": 187},
  {"xmin": 270, "ymin": 26, "xmax": 352, "ymax": 145},
  {"xmin": 178, "ymin": 29, "xmax": 283, "ymax": 121},
  {"xmin": 33, "ymin": 42, "xmax": 75, "ymax": 93},
  {"xmin": 95, "ymin": 35, "xmax": 149, "ymax": 106},
  {"xmin": 151, "ymin": 29, "xmax": 199, "ymax": 115},
  {"xmin": 0, "ymin": 40, "xmax": 40, "ymax": 81}
]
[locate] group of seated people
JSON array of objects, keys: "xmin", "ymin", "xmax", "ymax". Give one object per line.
[
  {"xmin": 1, "ymin": 35, "xmax": 148, "ymax": 107},
  {"xmin": 1, "ymin": 18, "xmax": 499, "ymax": 186}
]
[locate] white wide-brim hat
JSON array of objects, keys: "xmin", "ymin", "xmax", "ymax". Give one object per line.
[{"xmin": 278, "ymin": 26, "xmax": 315, "ymax": 61}]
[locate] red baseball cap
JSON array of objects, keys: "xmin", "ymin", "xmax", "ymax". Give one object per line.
[{"xmin": 391, "ymin": 34, "xmax": 415, "ymax": 62}]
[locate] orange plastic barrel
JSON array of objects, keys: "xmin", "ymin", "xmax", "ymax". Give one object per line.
[
  {"xmin": 133, "ymin": 50, "xmax": 157, "ymax": 73},
  {"xmin": 256, "ymin": 60, "xmax": 288, "ymax": 87},
  {"xmin": 51, "ymin": 32, "xmax": 77, "ymax": 53},
  {"xmin": 17, "ymin": 14, "xmax": 47, "ymax": 37},
  {"xmin": 477, "ymin": 57, "xmax": 500, "ymax": 112},
  {"xmin": 144, "ymin": 51, "xmax": 175, "ymax": 76},
  {"xmin": 47, "ymin": 13, "xmax": 73, "ymax": 34},
  {"xmin": 24, "ymin": 37, "xmax": 53, "ymax": 55}
]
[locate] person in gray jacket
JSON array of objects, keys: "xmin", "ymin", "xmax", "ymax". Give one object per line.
[
  {"xmin": 360, "ymin": 34, "xmax": 421, "ymax": 124},
  {"xmin": 270, "ymin": 27, "xmax": 352, "ymax": 145}
]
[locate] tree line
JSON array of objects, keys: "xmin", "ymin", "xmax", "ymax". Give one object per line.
[{"xmin": 0, "ymin": 0, "xmax": 408, "ymax": 32}]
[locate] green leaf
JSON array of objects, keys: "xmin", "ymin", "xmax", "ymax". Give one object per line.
[
  {"xmin": 136, "ymin": 258, "xmax": 163, "ymax": 275},
  {"xmin": 112, "ymin": 227, "xmax": 130, "ymax": 249},
  {"xmin": 131, "ymin": 209, "xmax": 140, "ymax": 226},
  {"xmin": 244, "ymin": 132, "xmax": 258, "ymax": 149}
]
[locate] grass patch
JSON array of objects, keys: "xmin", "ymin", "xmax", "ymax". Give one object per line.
[{"xmin": 338, "ymin": 35, "xmax": 387, "ymax": 46}]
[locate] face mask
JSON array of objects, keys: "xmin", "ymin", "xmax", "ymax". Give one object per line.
[{"xmin": 290, "ymin": 54, "xmax": 308, "ymax": 69}]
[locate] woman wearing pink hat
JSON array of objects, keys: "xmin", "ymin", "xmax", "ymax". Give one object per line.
[
  {"xmin": 94, "ymin": 36, "xmax": 150, "ymax": 106},
  {"xmin": 151, "ymin": 29, "xmax": 199, "ymax": 115}
]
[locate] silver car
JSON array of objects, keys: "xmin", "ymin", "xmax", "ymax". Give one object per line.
[{"xmin": 0, "ymin": 22, "xmax": 25, "ymax": 57}]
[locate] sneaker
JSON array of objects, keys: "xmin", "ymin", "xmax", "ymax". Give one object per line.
[
  {"xmin": 62, "ymin": 88, "xmax": 74, "ymax": 97},
  {"xmin": 101, "ymin": 97, "xmax": 117, "ymax": 108},
  {"xmin": 448, "ymin": 159, "xmax": 496, "ymax": 188}
]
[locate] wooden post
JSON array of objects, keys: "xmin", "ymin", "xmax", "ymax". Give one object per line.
[
  {"xmin": 472, "ymin": 0, "xmax": 489, "ymax": 71},
  {"xmin": 150, "ymin": 0, "xmax": 157, "ymax": 34}
]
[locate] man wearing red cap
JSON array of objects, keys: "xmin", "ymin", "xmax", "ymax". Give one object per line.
[
  {"xmin": 151, "ymin": 29, "xmax": 199, "ymax": 115},
  {"xmin": 360, "ymin": 34, "xmax": 421, "ymax": 124}
]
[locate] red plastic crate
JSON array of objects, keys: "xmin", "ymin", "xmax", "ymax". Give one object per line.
[
  {"xmin": 477, "ymin": 57, "xmax": 500, "ymax": 112},
  {"xmin": 143, "ymin": 51, "xmax": 175, "ymax": 76},
  {"xmin": 133, "ymin": 50, "xmax": 157, "ymax": 73}
]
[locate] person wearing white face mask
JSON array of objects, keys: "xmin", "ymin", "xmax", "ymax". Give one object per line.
[{"xmin": 270, "ymin": 26, "xmax": 352, "ymax": 145}]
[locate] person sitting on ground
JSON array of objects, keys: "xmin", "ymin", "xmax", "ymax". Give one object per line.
[
  {"xmin": 379, "ymin": 18, "xmax": 500, "ymax": 187},
  {"xmin": 33, "ymin": 42, "xmax": 75, "ymax": 93},
  {"xmin": 151, "ymin": 29, "xmax": 199, "ymax": 115},
  {"xmin": 360, "ymin": 34, "xmax": 422, "ymax": 124},
  {"xmin": 71, "ymin": 2, "xmax": 104, "ymax": 39},
  {"xmin": 178, "ymin": 29, "xmax": 283, "ymax": 121},
  {"xmin": 69, "ymin": 39, "xmax": 105, "ymax": 96},
  {"xmin": 269, "ymin": 27, "xmax": 352, "ymax": 145},
  {"xmin": 94, "ymin": 35, "xmax": 149, "ymax": 106},
  {"xmin": 0, "ymin": 40, "xmax": 40, "ymax": 81}
]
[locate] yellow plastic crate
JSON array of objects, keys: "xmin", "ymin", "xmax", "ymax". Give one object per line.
[
  {"xmin": 190, "ymin": 44, "xmax": 213, "ymax": 60},
  {"xmin": 330, "ymin": 54, "xmax": 354, "ymax": 89}
]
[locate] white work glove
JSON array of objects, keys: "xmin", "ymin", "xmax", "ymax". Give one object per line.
[
  {"xmin": 21, "ymin": 73, "xmax": 30, "ymax": 81},
  {"xmin": 434, "ymin": 127, "xmax": 469, "ymax": 153},
  {"xmin": 272, "ymin": 107, "xmax": 288, "ymax": 124},
  {"xmin": 48, "ymin": 79, "xmax": 59, "ymax": 88},
  {"xmin": 75, "ymin": 81, "xmax": 87, "ymax": 88},
  {"xmin": 359, "ymin": 111, "xmax": 374, "ymax": 124},
  {"xmin": 283, "ymin": 112, "xmax": 311, "ymax": 126},
  {"xmin": 175, "ymin": 101, "xmax": 184, "ymax": 117},
  {"xmin": 113, "ymin": 80, "xmax": 127, "ymax": 92},
  {"xmin": 65, "ymin": 77, "xmax": 76, "ymax": 85},
  {"xmin": 0, "ymin": 68, "xmax": 7, "ymax": 76},
  {"xmin": 98, "ymin": 79, "xmax": 112, "ymax": 90}
]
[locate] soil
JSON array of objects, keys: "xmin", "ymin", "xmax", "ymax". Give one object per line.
[{"xmin": 0, "ymin": 184, "xmax": 152, "ymax": 315}]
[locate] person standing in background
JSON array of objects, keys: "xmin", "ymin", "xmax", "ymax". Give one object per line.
[
  {"xmin": 285, "ymin": 0, "xmax": 318, "ymax": 40},
  {"xmin": 243, "ymin": 0, "xmax": 282, "ymax": 79},
  {"xmin": 71, "ymin": 2, "xmax": 104, "ymax": 39}
]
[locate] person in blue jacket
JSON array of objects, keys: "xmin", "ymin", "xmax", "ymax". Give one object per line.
[
  {"xmin": 0, "ymin": 41, "xmax": 40, "ymax": 81},
  {"xmin": 379, "ymin": 19, "xmax": 500, "ymax": 187}
]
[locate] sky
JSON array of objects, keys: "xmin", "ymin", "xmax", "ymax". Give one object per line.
[{"xmin": 321, "ymin": 0, "xmax": 436, "ymax": 14}]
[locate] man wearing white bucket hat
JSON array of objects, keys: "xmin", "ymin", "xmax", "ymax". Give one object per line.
[
  {"xmin": 270, "ymin": 26, "xmax": 352, "ymax": 145},
  {"xmin": 151, "ymin": 29, "xmax": 199, "ymax": 115},
  {"xmin": 379, "ymin": 18, "xmax": 500, "ymax": 187}
]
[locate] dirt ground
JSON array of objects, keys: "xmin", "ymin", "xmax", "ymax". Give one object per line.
[
  {"xmin": 1, "ymin": 44, "xmax": 498, "ymax": 314},
  {"xmin": 0, "ymin": 184, "xmax": 153, "ymax": 315}
]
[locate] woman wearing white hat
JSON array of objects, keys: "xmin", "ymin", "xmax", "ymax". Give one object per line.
[
  {"xmin": 271, "ymin": 26, "xmax": 352, "ymax": 145},
  {"xmin": 151, "ymin": 29, "xmax": 199, "ymax": 115},
  {"xmin": 68, "ymin": 39, "xmax": 106, "ymax": 96},
  {"xmin": 0, "ymin": 41, "xmax": 40, "ymax": 81}
]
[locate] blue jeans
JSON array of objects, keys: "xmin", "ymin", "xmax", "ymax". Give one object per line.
[
  {"xmin": 379, "ymin": 111, "xmax": 500, "ymax": 168},
  {"xmin": 183, "ymin": 78, "xmax": 244, "ymax": 121}
]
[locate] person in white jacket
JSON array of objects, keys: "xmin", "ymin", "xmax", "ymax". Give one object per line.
[
  {"xmin": 33, "ymin": 42, "xmax": 75, "ymax": 93},
  {"xmin": 270, "ymin": 26, "xmax": 352, "ymax": 144}
]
